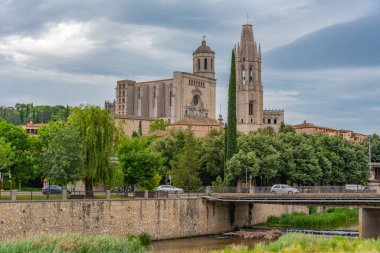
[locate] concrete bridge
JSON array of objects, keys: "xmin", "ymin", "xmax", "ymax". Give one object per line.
[{"xmin": 204, "ymin": 193, "xmax": 380, "ymax": 239}]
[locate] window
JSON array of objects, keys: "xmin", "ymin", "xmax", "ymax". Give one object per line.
[
  {"xmin": 242, "ymin": 65, "xmax": 245, "ymax": 81},
  {"xmin": 123, "ymin": 83, "xmax": 125, "ymax": 89},
  {"xmin": 211, "ymin": 59, "xmax": 213, "ymax": 70},
  {"xmin": 122, "ymin": 98, "xmax": 125, "ymax": 103},
  {"xmin": 193, "ymin": 94, "xmax": 200, "ymax": 106},
  {"xmin": 138, "ymin": 87, "xmax": 141, "ymax": 99},
  {"xmin": 274, "ymin": 119, "xmax": 277, "ymax": 124},
  {"xmin": 197, "ymin": 59, "xmax": 200, "ymax": 71},
  {"xmin": 204, "ymin": 58, "xmax": 207, "ymax": 70},
  {"xmin": 241, "ymin": 119, "xmax": 243, "ymax": 123},
  {"xmin": 251, "ymin": 119, "xmax": 253, "ymax": 123},
  {"xmin": 249, "ymin": 65, "xmax": 253, "ymax": 82},
  {"xmin": 249, "ymin": 101, "xmax": 254, "ymax": 115},
  {"xmin": 169, "ymin": 84, "xmax": 173, "ymax": 107},
  {"xmin": 122, "ymin": 90, "xmax": 125, "ymax": 96},
  {"xmin": 268, "ymin": 119, "xmax": 271, "ymax": 124}
]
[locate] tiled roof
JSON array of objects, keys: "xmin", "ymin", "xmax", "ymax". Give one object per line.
[{"xmin": 173, "ymin": 117, "xmax": 222, "ymax": 126}]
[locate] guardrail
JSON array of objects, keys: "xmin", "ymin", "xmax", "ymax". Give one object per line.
[
  {"xmin": 210, "ymin": 185, "xmax": 378, "ymax": 194},
  {"xmin": 0, "ymin": 189, "xmax": 207, "ymax": 201}
]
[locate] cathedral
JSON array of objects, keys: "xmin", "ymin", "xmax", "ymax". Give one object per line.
[{"xmin": 105, "ymin": 23, "xmax": 284, "ymax": 136}]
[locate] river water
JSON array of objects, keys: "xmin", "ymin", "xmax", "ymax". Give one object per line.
[
  {"xmin": 147, "ymin": 225, "xmax": 359, "ymax": 253},
  {"xmin": 147, "ymin": 234, "xmax": 264, "ymax": 253}
]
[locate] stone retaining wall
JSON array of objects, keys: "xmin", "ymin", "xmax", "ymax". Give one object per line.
[{"xmin": 0, "ymin": 198, "xmax": 308, "ymax": 241}]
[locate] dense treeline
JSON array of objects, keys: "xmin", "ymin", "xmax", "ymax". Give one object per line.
[
  {"xmin": 0, "ymin": 103, "xmax": 70, "ymax": 125},
  {"xmin": 0, "ymin": 107, "xmax": 379, "ymax": 191}
]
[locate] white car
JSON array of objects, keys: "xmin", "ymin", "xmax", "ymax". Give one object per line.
[
  {"xmin": 156, "ymin": 185, "xmax": 184, "ymax": 194},
  {"xmin": 270, "ymin": 184, "xmax": 299, "ymax": 194}
]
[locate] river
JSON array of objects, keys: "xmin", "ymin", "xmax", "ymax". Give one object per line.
[
  {"xmin": 147, "ymin": 234, "xmax": 264, "ymax": 253},
  {"xmin": 147, "ymin": 225, "xmax": 359, "ymax": 253}
]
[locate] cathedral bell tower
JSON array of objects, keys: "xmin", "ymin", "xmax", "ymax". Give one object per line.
[
  {"xmin": 193, "ymin": 37, "xmax": 215, "ymax": 79},
  {"xmin": 235, "ymin": 24, "xmax": 263, "ymax": 126}
]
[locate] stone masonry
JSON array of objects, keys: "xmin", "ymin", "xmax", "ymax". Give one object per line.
[{"xmin": 0, "ymin": 198, "xmax": 307, "ymax": 241}]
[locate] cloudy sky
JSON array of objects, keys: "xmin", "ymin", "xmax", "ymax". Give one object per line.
[{"xmin": 1, "ymin": 0, "xmax": 380, "ymax": 134}]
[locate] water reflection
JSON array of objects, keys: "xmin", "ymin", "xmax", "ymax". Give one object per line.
[{"xmin": 147, "ymin": 235, "xmax": 263, "ymax": 253}]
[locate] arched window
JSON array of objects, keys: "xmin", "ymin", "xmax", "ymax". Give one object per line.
[
  {"xmin": 249, "ymin": 65, "xmax": 253, "ymax": 82},
  {"xmin": 249, "ymin": 101, "xmax": 254, "ymax": 115},
  {"xmin": 169, "ymin": 84, "xmax": 173, "ymax": 107},
  {"xmin": 242, "ymin": 65, "xmax": 245, "ymax": 82},
  {"xmin": 204, "ymin": 58, "xmax": 207, "ymax": 70},
  {"xmin": 197, "ymin": 59, "xmax": 200, "ymax": 71}
]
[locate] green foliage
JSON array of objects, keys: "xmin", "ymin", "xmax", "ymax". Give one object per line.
[
  {"xmin": 170, "ymin": 130, "xmax": 202, "ymax": 190},
  {"xmin": 279, "ymin": 122, "xmax": 296, "ymax": 133},
  {"xmin": 368, "ymin": 134, "xmax": 380, "ymax": 162},
  {"xmin": 198, "ymin": 129, "xmax": 225, "ymax": 185},
  {"xmin": 128, "ymin": 233, "xmax": 151, "ymax": 246},
  {"xmin": 149, "ymin": 119, "xmax": 169, "ymax": 132},
  {"xmin": 264, "ymin": 208, "xmax": 358, "ymax": 229},
  {"xmin": 226, "ymin": 50, "xmax": 237, "ymax": 161},
  {"xmin": 0, "ymin": 104, "xmax": 70, "ymax": 125},
  {"xmin": 69, "ymin": 106, "xmax": 116, "ymax": 194},
  {"xmin": 0, "ymin": 233, "xmax": 145, "ymax": 253},
  {"xmin": 251, "ymin": 233, "xmax": 380, "ymax": 253},
  {"xmin": 226, "ymin": 150, "xmax": 259, "ymax": 184},
  {"xmin": 118, "ymin": 136, "xmax": 163, "ymax": 190},
  {"xmin": 0, "ymin": 137, "xmax": 15, "ymax": 171},
  {"xmin": 39, "ymin": 121, "xmax": 85, "ymax": 185},
  {"xmin": 308, "ymin": 206, "xmax": 317, "ymax": 215}
]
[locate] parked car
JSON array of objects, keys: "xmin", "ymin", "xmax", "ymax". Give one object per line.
[
  {"xmin": 110, "ymin": 187, "xmax": 124, "ymax": 193},
  {"xmin": 156, "ymin": 185, "xmax": 184, "ymax": 194},
  {"xmin": 270, "ymin": 184, "xmax": 299, "ymax": 194},
  {"xmin": 42, "ymin": 185, "xmax": 71, "ymax": 195}
]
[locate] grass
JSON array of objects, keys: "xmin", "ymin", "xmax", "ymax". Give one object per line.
[
  {"xmin": 209, "ymin": 233, "xmax": 380, "ymax": 253},
  {"xmin": 263, "ymin": 208, "xmax": 358, "ymax": 230},
  {"xmin": 0, "ymin": 233, "xmax": 146, "ymax": 253}
]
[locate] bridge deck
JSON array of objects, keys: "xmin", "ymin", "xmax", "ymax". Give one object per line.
[{"xmin": 204, "ymin": 193, "xmax": 380, "ymax": 207}]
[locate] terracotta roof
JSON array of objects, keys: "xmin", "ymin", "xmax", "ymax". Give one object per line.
[
  {"xmin": 173, "ymin": 117, "xmax": 222, "ymax": 126},
  {"xmin": 293, "ymin": 121, "xmax": 335, "ymax": 131}
]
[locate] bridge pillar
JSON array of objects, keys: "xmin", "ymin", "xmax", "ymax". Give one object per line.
[{"xmin": 359, "ymin": 208, "xmax": 380, "ymax": 239}]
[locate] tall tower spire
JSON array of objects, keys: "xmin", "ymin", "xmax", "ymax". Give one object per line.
[{"xmin": 235, "ymin": 23, "xmax": 263, "ymax": 126}]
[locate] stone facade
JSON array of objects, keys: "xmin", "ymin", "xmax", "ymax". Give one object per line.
[
  {"xmin": 293, "ymin": 121, "xmax": 366, "ymax": 143},
  {"xmin": 0, "ymin": 198, "xmax": 307, "ymax": 241},
  {"xmin": 109, "ymin": 39, "xmax": 216, "ymax": 131},
  {"xmin": 235, "ymin": 24, "xmax": 284, "ymax": 133}
]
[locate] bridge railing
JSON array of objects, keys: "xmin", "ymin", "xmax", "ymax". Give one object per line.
[{"xmin": 209, "ymin": 185, "xmax": 378, "ymax": 194}]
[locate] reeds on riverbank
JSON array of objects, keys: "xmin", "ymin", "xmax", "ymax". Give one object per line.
[
  {"xmin": 0, "ymin": 233, "xmax": 146, "ymax": 253},
  {"xmin": 211, "ymin": 233, "xmax": 380, "ymax": 253},
  {"xmin": 264, "ymin": 207, "xmax": 358, "ymax": 229}
]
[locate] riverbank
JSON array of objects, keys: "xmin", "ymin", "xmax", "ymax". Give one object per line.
[
  {"xmin": 211, "ymin": 233, "xmax": 380, "ymax": 253},
  {"xmin": 0, "ymin": 233, "xmax": 146, "ymax": 253},
  {"xmin": 261, "ymin": 207, "xmax": 358, "ymax": 229}
]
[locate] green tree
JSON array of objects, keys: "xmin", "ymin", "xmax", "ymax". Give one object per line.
[
  {"xmin": 226, "ymin": 150, "xmax": 259, "ymax": 185},
  {"xmin": 279, "ymin": 122, "xmax": 296, "ymax": 133},
  {"xmin": 0, "ymin": 137, "xmax": 15, "ymax": 174},
  {"xmin": 39, "ymin": 122, "xmax": 85, "ymax": 186},
  {"xmin": 226, "ymin": 50, "xmax": 237, "ymax": 161},
  {"xmin": 118, "ymin": 136, "xmax": 162, "ymax": 190},
  {"xmin": 149, "ymin": 119, "xmax": 169, "ymax": 132},
  {"xmin": 198, "ymin": 129, "xmax": 225, "ymax": 185},
  {"xmin": 69, "ymin": 106, "xmax": 116, "ymax": 196},
  {"xmin": 170, "ymin": 131, "xmax": 201, "ymax": 190}
]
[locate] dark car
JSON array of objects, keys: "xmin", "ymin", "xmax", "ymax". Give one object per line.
[{"xmin": 42, "ymin": 185, "xmax": 71, "ymax": 195}]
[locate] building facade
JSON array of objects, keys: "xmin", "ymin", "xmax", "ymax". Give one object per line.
[
  {"xmin": 110, "ymin": 39, "xmax": 217, "ymax": 127},
  {"xmin": 293, "ymin": 121, "xmax": 366, "ymax": 143},
  {"xmin": 106, "ymin": 23, "xmax": 285, "ymax": 136},
  {"xmin": 235, "ymin": 24, "xmax": 284, "ymax": 133}
]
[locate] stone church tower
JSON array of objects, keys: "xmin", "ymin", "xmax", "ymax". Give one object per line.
[{"xmin": 235, "ymin": 24, "xmax": 283, "ymax": 133}]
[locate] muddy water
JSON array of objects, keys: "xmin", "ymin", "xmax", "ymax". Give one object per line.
[{"xmin": 147, "ymin": 235, "xmax": 265, "ymax": 253}]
